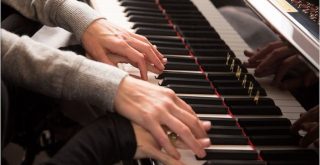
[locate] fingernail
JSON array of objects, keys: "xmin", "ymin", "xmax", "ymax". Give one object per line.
[
  {"xmin": 203, "ymin": 138, "xmax": 211, "ymax": 146},
  {"xmin": 199, "ymin": 149, "xmax": 206, "ymax": 158},
  {"xmin": 202, "ymin": 121, "xmax": 211, "ymax": 129}
]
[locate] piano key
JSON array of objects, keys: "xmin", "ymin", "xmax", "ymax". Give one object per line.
[
  {"xmin": 217, "ymin": 87, "xmax": 267, "ymax": 96},
  {"xmin": 135, "ymin": 27, "xmax": 177, "ymax": 36},
  {"xmin": 164, "ymin": 62, "xmax": 200, "ymax": 71},
  {"xmin": 179, "ymin": 95, "xmax": 222, "ymax": 105},
  {"xmin": 192, "ymin": 49, "xmax": 232, "ymax": 57},
  {"xmin": 131, "ymin": 22, "xmax": 172, "ymax": 30},
  {"xmin": 229, "ymin": 106, "xmax": 282, "ymax": 116},
  {"xmin": 149, "ymin": 41, "xmax": 186, "ymax": 48},
  {"xmin": 190, "ymin": 43, "xmax": 229, "ymax": 49},
  {"xmin": 238, "ymin": 118, "xmax": 291, "ymax": 127},
  {"xmin": 156, "ymin": 70, "xmax": 205, "ymax": 79},
  {"xmin": 160, "ymin": 77, "xmax": 210, "ymax": 86},
  {"xmin": 243, "ymin": 126, "xmax": 295, "ymax": 136},
  {"xmin": 172, "ymin": 18, "xmax": 210, "ymax": 26},
  {"xmin": 167, "ymin": 84, "xmax": 214, "ymax": 94},
  {"xmin": 267, "ymin": 160, "xmax": 318, "ymax": 165},
  {"xmin": 208, "ymin": 126, "xmax": 244, "ymax": 135},
  {"xmin": 180, "ymin": 31, "xmax": 220, "ymax": 38},
  {"xmin": 120, "ymin": 1, "xmax": 158, "ymax": 8},
  {"xmin": 196, "ymin": 149, "xmax": 258, "ymax": 160},
  {"xmin": 204, "ymin": 160, "xmax": 266, "ymax": 165},
  {"xmin": 190, "ymin": 104, "xmax": 228, "ymax": 114},
  {"xmin": 165, "ymin": 56, "xmax": 196, "ymax": 63},
  {"xmin": 249, "ymin": 135, "xmax": 300, "ymax": 146},
  {"xmin": 157, "ymin": 47, "xmax": 190, "ymax": 55},
  {"xmin": 199, "ymin": 117, "xmax": 237, "ymax": 126},
  {"xmin": 146, "ymin": 35, "xmax": 182, "ymax": 43},
  {"xmin": 208, "ymin": 135, "xmax": 249, "ymax": 145},
  {"xmin": 260, "ymin": 149, "xmax": 319, "ymax": 161},
  {"xmin": 128, "ymin": 15, "xmax": 168, "ymax": 23},
  {"xmin": 211, "ymin": 80, "xmax": 243, "ymax": 87},
  {"xmin": 124, "ymin": 6, "xmax": 161, "ymax": 13},
  {"xmin": 224, "ymin": 98, "xmax": 275, "ymax": 106},
  {"xmin": 185, "ymin": 37, "xmax": 227, "ymax": 45},
  {"xmin": 126, "ymin": 10, "xmax": 164, "ymax": 18}
]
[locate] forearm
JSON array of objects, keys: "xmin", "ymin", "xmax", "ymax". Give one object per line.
[
  {"xmin": 43, "ymin": 113, "xmax": 137, "ymax": 165},
  {"xmin": 1, "ymin": 29, "xmax": 128, "ymax": 112},
  {"xmin": 2, "ymin": 0, "xmax": 103, "ymax": 40}
]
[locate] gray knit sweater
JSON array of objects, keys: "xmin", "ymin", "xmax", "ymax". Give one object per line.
[{"xmin": 1, "ymin": 0, "xmax": 128, "ymax": 112}]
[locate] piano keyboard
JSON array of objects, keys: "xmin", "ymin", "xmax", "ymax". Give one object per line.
[{"xmin": 91, "ymin": 0, "xmax": 318, "ymax": 164}]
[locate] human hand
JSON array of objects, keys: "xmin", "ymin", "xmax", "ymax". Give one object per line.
[
  {"xmin": 292, "ymin": 105, "xmax": 319, "ymax": 147},
  {"xmin": 133, "ymin": 123, "xmax": 210, "ymax": 165},
  {"xmin": 114, "ymin": 76, "xmax": 211, "ymax": 159},
  {"xmin": 244, "ymin": 41, "xmax": 298, "ymax": 78},
  {"xmin": 82, "ymin": 19, "xmax": 165, "ymax": 80}
]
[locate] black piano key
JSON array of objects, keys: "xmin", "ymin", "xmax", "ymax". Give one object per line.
[
  {"xmin": 172, "ymin": 19, "xmax": 210, "ymax": 26},
  {"xmin": 132, "ymin": 22, "xmax": 172, "ymax": 30},
  {"xmin": 120, "ymin": 1, "xmax": 158, "ymax": 8},
  {"xmin": 217, "ymin": 87, "xmax": 267, "ymax": 96},
  {"xmin": 267, "ymin": 160, "xmax": 318, "ymax": 165},
  {"xmin": 167, "ymin": 84, "xmax": 213, "ymax": 94},
  {"xmin": 165, "ymin": 62, "xmax": 199, "ymax": 71},
  {"xmin": 243, "ymin": 126, "xmax": 295, "ymax": 136},
  {"xmin": 207, "ymin": 73, "xmax": 238, "ymax": 81},
  {"xmin": 216, "ymin": 87, "xmax": 251, "ymax": 96},
  {"xmin": 192, "ymin": 49, "xmax": 232, "ymax": 57},
  {"xmin": 211, "ymin": 80, "xmax": 243, "ymax": 87},
  {"xmin": 150, "ymin": 41, "xmax": 185, "ymax": 48},
  {"xmin": 156, "ymin": 71, "xmax": 206, "ymax": 79},
  {"xmin": 160, "ymin": 77, "xmax": 210, "ymax": 86},
  {"xmin": 124, "ymin": 6, "xmax": 161, "ymax": 13},
  {"xmin": 199, "ymin": 117, "xmax": 237, "ymax": 126},
  {"xmin": 249, "ymin": 135, "xmax": 300, "ymax": 145},
  {"xmin": 181, "ymin": 31, "xmax": 220, "ymax": 38},
  {"xmin": 157, "ymin": 47, "xmax": 189, "ymax": 55},
  {"xmin": 208, "ymin": 126, "xmax": 244, "ymax": 135},
  {"xmin": 128, "ymin": 16, "xmax": 168, "ymax": 23},
  {"xmin": 196, "ymin": 149, "xmax": 258, "ymax": 160},
  {"xmin": 185, "ymin": 37, "xmax": 226, "ymax": 45},
  {"xmin": 229, "ymin": 106, "xmax": 282, "ymax": 115},
  {"xmin": 179, "ymin": 96, "xmax": 223, "ymax": 105},
  {"xmin": 165, "ymin": 56, "xmax": 195, "ymax": 63},
  {"xmin": 224, "ymin": 98, "xmax": 275, "ymax": 106},
  {"xmin": 260, "ymin": 149, "xmax": 319, "ymax": 161},
  {"xmin": 197, "ymin": 56, "xmax": 242, "ymax": 65},
  {"xmin": 201, "ymin": 64, "xmax": 232, "ymax": 72},
  {"xmin": 146, "ymin": 36, "xmax": 181, "ymax": 43},
  {"xmin": 208, "ymin": 135, "xmax": 248, "ymax": 145},
  {"xmin": 190, "ymin": 43, "xmax": 229, "ymax": 50},
  {"xmin": 204, "ymin": 160, "xmax": 266, "ymax": 165},
  {"xmin": 190, "ymin": 104, "xmax": 228, "ymax": 114},
  {"xmin": 161, "ymin": 4, "xmax": 197, "ymax": 10},
  {"xmin": 177, "ymin": 25, "xmax": 214, "ymax": 31},
  {"xmin": 135, "ymin": 28, "xmax": 177, "ymax": 36},
  {"xmin": 126, "ymin": 11, "xmax": 164, "ymax": 18},
  {"xmin": 238, "ymin": 118, "xmax": 291, "ymax": 127}
]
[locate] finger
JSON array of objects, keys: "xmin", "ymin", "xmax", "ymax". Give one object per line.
[
  {"xmin": 301, "ymin": 122, "xmax": 318, "ymax": 132},
  {"xmin": 248, "ymin": 41, "xmax": 284, "ymax": 62},
  {"xmin": 130, "ymin": 33, "xmax": 165, "ymax": 62},
  {"xmin": 127, "ymin": 37, "xmax": 165, "ymax": 71},
  {"xmin": 147, "ymin": 120, "xmax": 180, "ymax": 159},
  {"xmin": 256, "ymin": 46, "xmax": 297, "ymax": 74},
  {"xmin": 254, "ymin": 66, "xmax": 278, "ymax": 77},
  {"xmin": 175, "ymin": 138, "xmax": 211, "ymax": 149},
  {"xmin": 163, "ymin": 115, "xmax": 206, "ymax": 158},
  {"xmin": 169, "ymin": 105, "xmax": 207, "ymax": 139},
  {"xmin": 292, "ymin": 111, "xmax": 317, "ymax": 131},
  {"xmin": 300, "ymin": 125, "xmax": 319, "ymax": 147},
  {"xmin": 273, "ymin": 55, "xmax": 301, "ymax": 86},
  {"xmin": 202, "ymin": 121, "xmax": 212, "ymax": 131},
  {"xmin": 243, "ymin": 61, "xmax": 260, "ymax": 68},
  {"xmin": 147, "ymin": 146, "xmax": 184, "ymax": 165},
  {"xmin": 175, "ymin": 97, "xmax": 197, "ymax": 116},
  {"xmin": 244, "ymin": 50, "xmax": 255, "ymax": 57}
]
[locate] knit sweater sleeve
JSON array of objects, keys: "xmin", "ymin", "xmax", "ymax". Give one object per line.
[
  {"xmin": 1, "ymin": 29, "xmax": 128, "ymax": 112},
  {"xmin": 2, "ymin": 0, "xmax": 102, "ymax": 40}
]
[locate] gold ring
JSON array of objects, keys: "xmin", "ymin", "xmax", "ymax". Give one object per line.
[{"xmin": 166, "ymin": 131, "xmax": 178, "ymax": 142}]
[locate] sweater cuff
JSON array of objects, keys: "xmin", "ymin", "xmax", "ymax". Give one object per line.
[{"xmin": 56, "ymin": 0, "xmax": 103, "ymax": 41}]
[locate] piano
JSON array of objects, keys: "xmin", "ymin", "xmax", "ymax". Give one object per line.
[{"xmin": 32, "ymin": 0, "xmax": 319, "ymax": 164}]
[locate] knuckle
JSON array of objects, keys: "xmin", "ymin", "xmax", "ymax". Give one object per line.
[{"xmin": 163, "ymin": 88, "xmax": 176, "ymax": 98}]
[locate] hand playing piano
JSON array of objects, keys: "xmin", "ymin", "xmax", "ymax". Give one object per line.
[
  {"xmin": 114, "ymin": 76, "xmax": 211, "ymax": 160},
  {"xmin": 292, "ymin": 105, "xmax": 319, "ymax": 148},
  {"xmin": 82, "ymin": 19, "xmax": 165, "ymax": 80},
  {"xmin": 133, "ymin": 123, "xmax": 210, "ymax": 165},
  {"xmin": 243, "ymin": 40, "xmax": 318, "ymax": 89}
]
